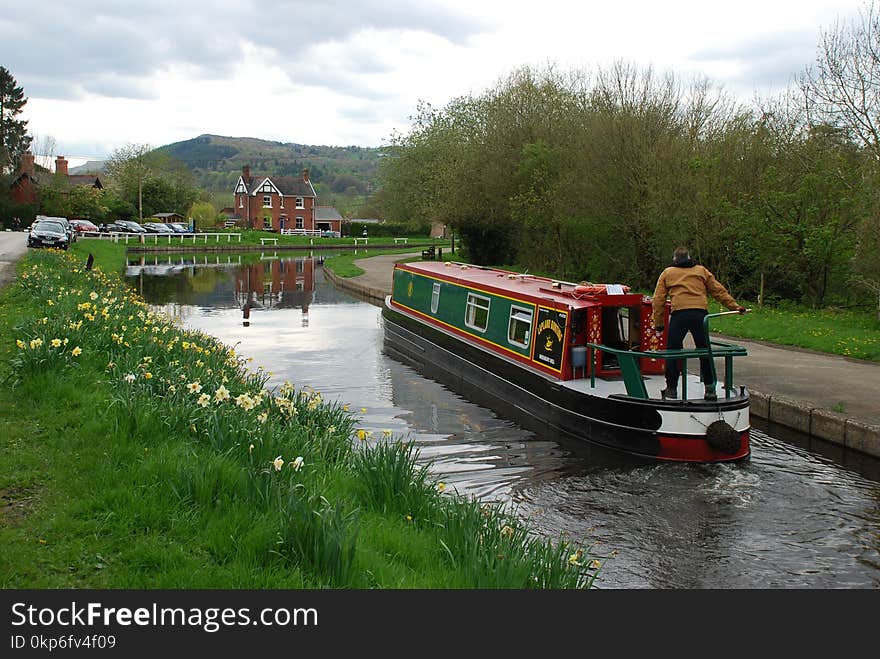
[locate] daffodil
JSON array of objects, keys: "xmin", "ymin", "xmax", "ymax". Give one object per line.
[
  {"xmin": 71, "ymin": 346, "xmax": 82, "ymax": 357},
  {"xmin": 124, "ymin": 373, "xmax": 136, "ymax": 383},
  {"xmin": 290, "ymin": 456, "xmax": 304, "ymax": 471},
  {"xmin": 197, "ymin": 393, "xmax": 210, "ymax": 407},
  {"xmin": 356, "ymin": 429, "xmax": 366, "ymax": 441},
  {"xmin": 437, "ymin": 482, "xmax": 446, "ymax": 492},
  {"xmin": 16, "ymin": 339, "xmax": 25, "ymax": 349},
  {"xmin": 273, "ymin": 455, "xmax": 284, "ymax": 471},
  {"xmin": 186, "ymin": 381, "xmax": 202, "ymax": 394},
  {"xmin": 214, "ymin": 385, "xmax": 230, "ymax": 402},
  {"xmin": 29, "ymin": 338, "xmax": 43, "ymax": 349},
  {"xmin": 144, "ymin": 372, "xmax": 153, "ymax": 380}
]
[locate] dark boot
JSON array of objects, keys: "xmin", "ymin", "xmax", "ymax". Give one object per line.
[
  {"xmin": 661, "ymin": 387, "xmax": 678, "ymax": 400},
  {"xmin": 704, "ymin": 384, "xmax": 717, "ymax": 401}
]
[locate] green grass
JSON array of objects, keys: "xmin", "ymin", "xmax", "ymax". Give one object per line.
[
  {"xmin": 702, "ymin": 301, "xmax": 880, "ymax": 362},
  {"xmin": 323, "ymin": 242, "xmax": 451, "ymax": 278},
  {"xmin": 0, "ymin": 248, "xmax": 598, "ymax": 588},
  {"xmin": 81, "ymin": 229, "xmax": 436, "ymax": 250}
]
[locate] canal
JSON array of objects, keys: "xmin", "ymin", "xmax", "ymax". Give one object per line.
[{"xmin": 127, "ymin": 252, "xmax": 880, "ymax": 589}]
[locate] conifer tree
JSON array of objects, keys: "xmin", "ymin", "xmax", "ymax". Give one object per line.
[{"xmin": 0, "ymin": 66, "xmax": 32, "ymax": 173}]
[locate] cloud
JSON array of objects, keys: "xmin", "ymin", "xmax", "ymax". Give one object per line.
[
  {"xmin": 688, "ymin": 29, "xmax": 818, "ymax": 93},
  {"xmin": 2, "ymin": 0, "xmax": 493, "ymax": 101}
]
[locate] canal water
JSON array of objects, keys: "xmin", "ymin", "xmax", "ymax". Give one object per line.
[{"xmin": 127, "ymin": 253, "xmax": 880, "ymax": 589}]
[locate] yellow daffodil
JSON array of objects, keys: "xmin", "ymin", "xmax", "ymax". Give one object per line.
[
  {"xmin": 214, "ymin": 385, "xmax": 230, "ymax": 402},
  {"xmin": 356, "ymin": 429, "xmax": 366, "ymax": 441},
  {"xmin": 187, "ymin": 381, "xmax": 202, "ymax": 394},
  {"xmin": 16, "ymin": 339, "xmax": 25, "ymax": 349},
  {"xmin": 437, "ymin": 482, "xmax": 446, "ymax": 492},
  {"xmin": 273, "ymin": 455, "xmax": 284, "ymax": 471},
  {"xmin": 71, "ymin": 346, "xmax": 82, "ymax": 356}
]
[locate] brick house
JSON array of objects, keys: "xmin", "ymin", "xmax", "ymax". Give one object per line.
[
  {"xmin": 233, "ymin": 165, "xmax": 341, "ymax": 233},
  {"xmin": 10, "ymin": 153, "xmax": 102, "ymax": 205}
]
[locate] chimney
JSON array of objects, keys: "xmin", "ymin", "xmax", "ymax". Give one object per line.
[
  {"xmin": 55, "ymin": 155, "xmax": 68, "ymax": 177},
  {"xmin": 302, "ymin": 168, "xmax": 310, "ymax": 183},
  {"xmin": 242, "ymin": 165, "xmax": 250, "ymax": 183},
  {"xmin": 19, "ymin": 152, "xmax": 35, "ymax": 176}
]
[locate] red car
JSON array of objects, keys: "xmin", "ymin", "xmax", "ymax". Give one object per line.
[{"xmin": 70, "ymin": 219, "xmax": 99, "ymax": 235}]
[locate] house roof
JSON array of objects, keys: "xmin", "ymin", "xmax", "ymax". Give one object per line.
[
  {"xmin": 315, "ymin": 206, "xmax": 342, "ymax": 221},
  {"xmin": 152, "ymin": 212, "xmax": 183, "ymax": 219},
  {"xmin": 34, "ymin": 172, "xmax": 103, "ymax": 188},
  {"xmin": 242, "ymin": 175, "xmax": 316, "ymax": 197},
  {"xmin": 68, "ymin": 175, "xmax": 103, "ymax": 189}
]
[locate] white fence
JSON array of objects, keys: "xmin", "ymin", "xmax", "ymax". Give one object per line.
[{"xmin": 80, "ymin": 232, "xmax": 242, "ymax": 244}]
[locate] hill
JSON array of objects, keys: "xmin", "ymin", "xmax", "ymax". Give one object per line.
[{"xmin": 156, "ymin": 134, "xmax": 386, "ymax": 199}]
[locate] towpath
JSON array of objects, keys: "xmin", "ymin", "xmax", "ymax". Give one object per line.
[{"xmin": 327, "ymin": 251, "xmax": 880, "ymax": 458}]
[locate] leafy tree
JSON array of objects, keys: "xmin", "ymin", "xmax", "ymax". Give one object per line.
[
  {"xmin": 0, "ymin": 66, "xmax": 32, "ymax": 173},
  {"xmin": 190, "ymin": 200, "xmax": 216, "ymax": 227},
  {"xmin": 105, "ymin": 143, "xmax": 153, "ymax": 220}
]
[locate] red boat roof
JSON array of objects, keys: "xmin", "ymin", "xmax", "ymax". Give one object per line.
[{"xmin": 395, "ymin": 261, "xmax": 644, "ymax": 310}]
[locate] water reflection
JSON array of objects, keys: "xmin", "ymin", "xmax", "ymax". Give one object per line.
[{"xmin": 128, "ymin": 253, "xmax": 880, "ymax": 588}]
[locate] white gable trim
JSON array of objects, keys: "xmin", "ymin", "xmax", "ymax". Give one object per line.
[
  {"xmin": 250, "ymin": 177, "xmax": 281, "ymax": 196},
  {"xmin": 234, "ymin": 177, "xmax": 247, "ymax": 194}
]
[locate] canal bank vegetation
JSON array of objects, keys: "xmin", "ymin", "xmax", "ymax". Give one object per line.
[
  {"xmin": 0, "ymin": 248, "xmax": 598, "ymax": 588},
  {"xmin": 376, "ymin": 7, "xmax": 880, "ymax": 327}
]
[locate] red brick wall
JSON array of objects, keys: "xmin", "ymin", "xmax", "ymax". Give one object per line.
[{"xmin": 244, "ymin": 193, "xmax": 315, "ymax": 231}]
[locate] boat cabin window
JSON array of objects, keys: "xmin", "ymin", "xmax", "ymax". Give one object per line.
[
  {"xmin": 508, "ymin": 306, "xmax": 533, "ymax": 348},
  {"xmin": 431, "ymin": 282, "xmax": 441, "ymax": 314},
  {"xmin": 464, "ymin": 293, "xmax": 491, "ymax": 332}
]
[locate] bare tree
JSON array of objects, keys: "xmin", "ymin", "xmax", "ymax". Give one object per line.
[
  {"xmin": 799, "ymin": 1, "xmax": 880, "ymax": 158},
  {"xmin": 30, "ymin": 133, "xmax": 57, "ymax": 171}
]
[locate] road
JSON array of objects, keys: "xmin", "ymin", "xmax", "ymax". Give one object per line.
[{"xmin": 0, "ymin": 231, "xmax": 27, "ymax": 290}]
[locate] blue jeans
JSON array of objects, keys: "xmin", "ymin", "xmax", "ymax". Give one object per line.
[{"xmin": 666, "ymin": 308, "xmax": 713, "ymax": 389}]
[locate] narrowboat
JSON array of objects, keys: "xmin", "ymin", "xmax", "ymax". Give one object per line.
[{"xmin": 382, "ymin": 261, "xmax": 750, "ymax": 462}]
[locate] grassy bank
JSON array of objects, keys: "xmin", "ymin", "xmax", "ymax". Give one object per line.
[
  {"xmin": 85, "ymin": 230, "xmax": 440, "ymax": 250},
  {"xmin": 0, "ymin": 248, "xmax": 598, "ymax": 588}
]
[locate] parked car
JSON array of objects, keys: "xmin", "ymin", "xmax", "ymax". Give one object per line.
[
  {"xmin": 143, "ymin": 222, "xmax": 174, "ymax": 233},
  {"xmin": 115, "ymin": 220, "xmax": 147, "ymax": 233},
  {"xmin": 27, "ymin": 219, "xmax": 70, "ymax": 250},
  {"xmin": 70, "ymin": 219, "xmax": 99, "ymax": 235},
  {"xmin": 36, "ymin": 215, "xmax": 76, "ymax": 243},
  {"xmin": 166, "ymin": 222, "xmax": 191, "ymax": 233}
]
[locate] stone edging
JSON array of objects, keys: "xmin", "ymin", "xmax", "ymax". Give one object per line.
[{"xmin": 748, "ymin": 389, "xmax": 880, "ymax": 458}]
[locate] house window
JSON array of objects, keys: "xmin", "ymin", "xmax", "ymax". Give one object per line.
[
  {"xmin": 280, "ymin": 197, "xmax": 285, "ymax": 209},
  {"xmin": 465, "ymin": 293, "xmax": 491, "ymax": 332},
  {"xmin": 295, "ymin": 216, "xmax": 304, "ymax": 229},
  {"xmin": 238, "ymin": 195, "xmax": 243, "ymax": 208},
  {"xmin": 296, "ymin": 197, "xmax": 304, "ymax": 209},
  {"xmin": 431, "ymin": 282, "xmax": 441, "ymax": 314},
  {"xmin": 263, "ymin": 216, "xmax": 272, "ymax": 229},
  {"xmin": 263, "ymin": 195, "xmax": 272, "ymax": 208},
  {"xmin": 508, "ymin": 306, "xmax": 533, "ymax": 348}
]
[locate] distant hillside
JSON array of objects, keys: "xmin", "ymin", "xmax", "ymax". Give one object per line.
[
  {"xmin": 156, "ymin": 134, "xmax": 386, "ymax": 198},
  {"xmin": 68, "ymin": 160, "xmax": 106, "ymax": 174}
]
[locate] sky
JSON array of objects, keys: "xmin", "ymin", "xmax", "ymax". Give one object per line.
[{"xmin": 0, "ymin": 0, "xmax": 869, "ymax": 169}]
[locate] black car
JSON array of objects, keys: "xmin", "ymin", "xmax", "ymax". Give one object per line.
[
  {"xmin": 116, "ymin": 220, "xmax": 148, "ymax": 233},
  {"xmin": 165, "ymin": 222, "xmax": 190, "ymax": 233},
  {"xmin": 28, "ymin": 219, "xmax": 71, "ymax": 250},
  {"xmin": 142, "ymin": 222, "xmax": 174, "ymax": 233}
]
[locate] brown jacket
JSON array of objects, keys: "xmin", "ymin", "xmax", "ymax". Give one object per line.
[{"xmin": 652, "ymin": 263, "xmax": 739, "ymax": 326}]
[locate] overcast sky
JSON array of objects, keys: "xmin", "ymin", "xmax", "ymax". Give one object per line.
[{"xmin": 0, "ymin": 0, "xmax": 868, "ymax": 167}]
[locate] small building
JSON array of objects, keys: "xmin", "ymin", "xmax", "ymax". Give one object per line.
[
  {"xmin": 315, "ymin": 206, "xmax": 343, "ymax": 235},
  {"xmin": 152, "ymin": 212, "xmax": 185, "ymax": 223}
]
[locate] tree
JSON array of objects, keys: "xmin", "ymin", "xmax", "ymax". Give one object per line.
[
  {"xmin": 0, "ymin": 66, "xmax": 32, "ymax": 173},
  {"xmin": 105, "ymin": 143, "xmax": 153, "ymax": 220}
]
